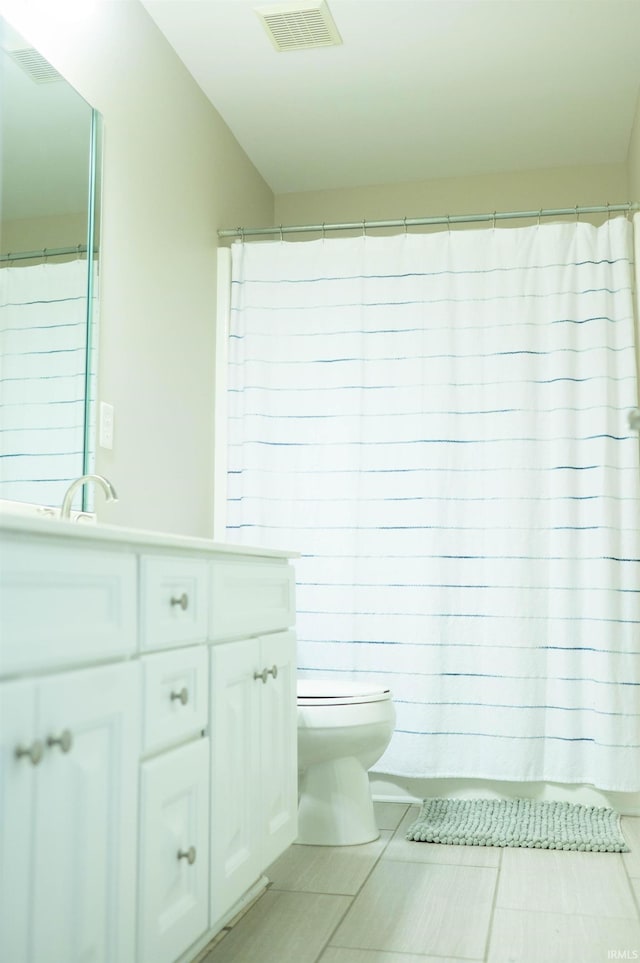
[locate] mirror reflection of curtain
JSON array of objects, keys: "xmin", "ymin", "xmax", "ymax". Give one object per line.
[
  {"xmin": 0, "ymin": 259, "xmax": 95, "ymax": 506},
  {"xmin": 226, "ymin": 218, "xmax": 640, "ymax": 792}
]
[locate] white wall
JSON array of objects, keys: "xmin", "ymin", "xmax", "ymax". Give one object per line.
[
  {"xmin": 628, "ymin": 87, "xmax": 640, "ymax": 201},
  {"xmin": 0, "ymin": 0, "xmax": 274, "ymax": 536},
  {"xmin": 275, "ymin": 162, "xmax": 628, "ymax": 230}
]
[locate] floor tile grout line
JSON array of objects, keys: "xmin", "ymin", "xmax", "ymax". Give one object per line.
[
  {"xmin": 481, "ymin": 847, "xmax": 503, "ymax": 962},
  {"xmin": 309, "ymin": 809, "xmax": 407, "ymax": 963},
  {"xmin": 619, "ymin": 829, "xmax": 640, "ymax": 920}
]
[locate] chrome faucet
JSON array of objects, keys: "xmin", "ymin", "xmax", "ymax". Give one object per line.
[{"xmin": 60, "ymin": 474, "xmax": 118, "ymax": 520}]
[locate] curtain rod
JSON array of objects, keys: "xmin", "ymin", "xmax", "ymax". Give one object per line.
[
  {"xmin": 0, "ymin": 244, "xmax": 89, "ymax": 264},
  {"xmin": 218, "ymin": 202, "xmax": 640, "ymax": 240}
]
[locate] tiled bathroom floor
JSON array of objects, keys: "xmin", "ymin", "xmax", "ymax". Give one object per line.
[{"xmin": 198, "ymin": 802, "xmax": 640, "ymax": 963}]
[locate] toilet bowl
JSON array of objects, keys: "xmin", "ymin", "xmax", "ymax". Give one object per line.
[{"xmin": 296, "ymin": 679, "xmax": 395, "ymax": 846}]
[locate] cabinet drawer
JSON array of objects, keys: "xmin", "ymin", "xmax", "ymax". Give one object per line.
[
  {"xmin": 140, "ymin": 556, "xmax": 209, "ymax": 651},
  {"xmin": 210, "ymin": 559, "xmax": 295, "ymax": 642},
  {"xmin": 0, "ymin": 536, "xmax": 137, "ymax": 676},
  {"xmin": 141, "ymin": 646, "xmax": 208, "ymax": 755}
]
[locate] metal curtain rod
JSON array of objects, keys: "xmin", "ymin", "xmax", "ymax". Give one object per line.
[
  {"xmin": 0, "ymin": 244, "xmax": 89, "ymax": 264},
  {"xmin": 218, "ymin": 202, "xmax": 640, "ymax": 239}
]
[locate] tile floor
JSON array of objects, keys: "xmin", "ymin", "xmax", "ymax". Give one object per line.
[{"xmin": 198, "ymin": 802, "xmax": 640, "ymax": 963}]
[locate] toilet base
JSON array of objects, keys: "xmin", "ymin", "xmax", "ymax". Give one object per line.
[{"xmin": 296, "ymin": 756, "xmax": 379, "ymax": 846}]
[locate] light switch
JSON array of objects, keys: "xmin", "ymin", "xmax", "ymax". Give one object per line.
[{"xmin": 99, "ymin": 401, "xmax": 114, "ymax": 449}]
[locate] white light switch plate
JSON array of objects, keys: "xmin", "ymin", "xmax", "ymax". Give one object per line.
[{"xmin": 99, "ymin": 401, "xmax": 114, "ymax": 449}]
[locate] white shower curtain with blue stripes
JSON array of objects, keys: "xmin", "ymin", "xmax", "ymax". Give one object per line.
[{"xmin": 226, "ymin": 217, "xmax": 640, "ymax": 792}]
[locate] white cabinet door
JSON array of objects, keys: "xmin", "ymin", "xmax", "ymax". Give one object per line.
[
  {"xmin": 0, "ymin": 663, "xmax": 139, "ymax": 963},
  {"xmin": 260, "ymin": 630, "xmax": 298, "ymax": 867},
  {"xmin": 139, "ymin": 738, "xmax": 210, "ymax": 963},
  {"xmin": 210, "ymin": 631, "xmax": 297, "ymax": 927},
  {"xmin": 0, "ymin": 680, "xmax": 37, "ymax": 963},
  {"xmin": 31, "ymin": 662, "xmax": 140, "ymax": 963},
  {"xmin": 209, "ymin": 638, "xmax": 260, "ymax": 923}
]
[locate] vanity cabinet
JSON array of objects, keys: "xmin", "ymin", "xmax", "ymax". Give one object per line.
[
  {"xmin": 0, "ymin": 661, "xmax": 140, "ymax": 963},
  {"xmin": 0, "ymin": 515, "xmax": 297, "ymax": 963},
  {"xmin": 210, "ymin": 630, "xmax": 297, "ymax": 925}
]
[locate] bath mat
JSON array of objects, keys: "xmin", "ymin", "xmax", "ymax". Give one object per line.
[{"xmin": 405, "ymin": 798, "xmax": 629, "ymax": 852}]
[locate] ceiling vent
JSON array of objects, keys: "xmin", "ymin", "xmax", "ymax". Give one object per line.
[
  {"xmin": 6, "ymin": 47, "xmax": 63, "ymax": 84},
  {"xmin": 254, "ymin": 0, "xmax": 342, "ymax": 52}
]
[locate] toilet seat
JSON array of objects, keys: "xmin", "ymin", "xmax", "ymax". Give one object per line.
[{"xmin": 297, "ymin": 679, "xmax": 391, "ymax": 706}]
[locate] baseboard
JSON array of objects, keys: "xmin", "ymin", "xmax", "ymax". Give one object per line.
[
  {"xmin": 370, "ymin": 774, "xmax": 640, "ymax": 816},
  {"xmin": 178, "ymin": 875, "xmax": 270, "ymax": 963}
]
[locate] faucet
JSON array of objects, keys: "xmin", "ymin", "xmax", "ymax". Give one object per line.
[{"xmin": 60, "ymin": 474, "xmax": 118, "ymax": 520}]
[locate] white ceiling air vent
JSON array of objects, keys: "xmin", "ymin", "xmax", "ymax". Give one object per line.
[
  {"xmin": 254, "ymin": 0, "xmax": 342, "ymax": 52},
  {"xmin": 6, "ymin": 47, "xmax": 64, "ymax": 84}
]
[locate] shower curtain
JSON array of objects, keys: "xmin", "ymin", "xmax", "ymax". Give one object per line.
[
  {"xmin": 0, "ymin": 259, "xmax": 95, "ymax": 506},
  {"xmin": 226, "ymin": 217, "xmax": 640, "ymax": 792}
]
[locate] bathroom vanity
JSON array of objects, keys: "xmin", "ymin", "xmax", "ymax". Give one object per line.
[{"xmin": 0, "ymin": 513, "xmax": 298, "ymax": 963}]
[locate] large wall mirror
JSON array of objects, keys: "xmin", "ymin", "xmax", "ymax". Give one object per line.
[{"xmin": 0, "ymin": 15, "xmax": 102, "ymax": 510}]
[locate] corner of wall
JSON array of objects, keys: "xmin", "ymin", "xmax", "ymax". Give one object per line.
[{"xmin": 628, "ymin": 85, "xmax": 640, "ymax": 201}]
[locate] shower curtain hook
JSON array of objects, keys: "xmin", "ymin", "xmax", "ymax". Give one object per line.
[
  {"xmin": 322, "ymin": 222, "xmax": 326, "ymax": 240},
  {"xmin": 492, "ymin": 211, "xmax": 497, "ymax": 230},
  {"xmin": 238, "ymin": 227, "xmax": 244, "ymax": 243},
  {"xmin": 606, "ymin": 202, "xmax": 611, "ymax": 221},
  {"xmin": 537, "ymin": 210, "xmax": 542, "ymax": 227},
  {"xmin": 403, "ymin": 217, "xmax": 408, "ymax": 235},
  {"xmin": 575, "ymin": 206, "xmax": 580, "ymax": 223},
  {"xmin": 447, "ymin": 214, "xmax": 451, "ymax": 233},
  {"xmin": 279, "ymin": 224, "xmax": 284, "ymax": 242},
  {"xmin": 362, "ymin": 219, "xmax": 366, "ymax": 238}
]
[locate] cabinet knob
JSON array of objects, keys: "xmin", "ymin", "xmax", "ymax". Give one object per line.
[
  {"xmin": 177, "ymin": 846, "xmax": 196, "ymax": 865},
  {"xmin": 15, "ymin": 740, "xmax": 44, "ymax": 766},
  {"xmin": 170, "ymin": 592, "xmax": 189, "ymax": 611},
  {"xmin": 253, "ymin": 665, "xmax": 278, "ymax": 684},
  {"xmin": 170, "ymin": 687, "xmax": 189, "ymax": 705},
  {"xmin": 46, "ymin": 729, "xmax": 73, "ymax": 753}
]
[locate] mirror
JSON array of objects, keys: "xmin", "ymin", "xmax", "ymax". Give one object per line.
[{"xmin": 0, "ymin": 16, "xmax": 102, "ymax": 510}]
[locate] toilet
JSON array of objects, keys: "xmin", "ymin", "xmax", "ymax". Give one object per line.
[{"xmin": 296, "ymin": 679, "xmax": 395, "ymax": 846}]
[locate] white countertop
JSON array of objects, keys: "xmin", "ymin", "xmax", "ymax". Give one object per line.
[{"xmin": 0, "ymin": 510, "xmax": 297, "ymax": 560}]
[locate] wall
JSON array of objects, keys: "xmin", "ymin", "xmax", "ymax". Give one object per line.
[
  {"xmin": 628, "ymin": 87, "xmax": 640, "ymax": 201},
  {"xmin": 275, "ymin": 162, "xmax": 628, "ymax": 231},
  {"xmin": 0, "ymin": 0, "xmax": 274, "ymax": 536},
  {"xmin": 3, "ymin": 213, "xmax": 87, "ymax": 253}
]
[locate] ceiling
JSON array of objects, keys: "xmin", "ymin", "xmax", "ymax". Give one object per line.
[{"xmin": 140, "ymin": 0, "xmax": 640, "ymax": 196}]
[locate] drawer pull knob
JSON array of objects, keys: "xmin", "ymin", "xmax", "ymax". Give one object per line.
[
  {"xmin": 170, "ymin": 687, "xmax": 189, "ymax": 705},
  {"xmin": 254, "ymin": 665, "xmax": 278, "ymax": 684},
  {"xmin": 15, "ymin": 740, "xmax": 44, "ymax": 766},
  {"xmin": 170, "ymin": 592, "xmax": 189, "ymax": 611},
  {"xmin": 47, "ymin": 730, "xmax": 73, "ymax": 753},
  {"xmin": 177, "ymin": 846, "xmax": 196, "ymax": 865}
]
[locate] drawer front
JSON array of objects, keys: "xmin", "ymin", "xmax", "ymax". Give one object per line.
[
  {"xmin": 140, "ymin": 556, "xmax": 209, "ymax": 651},
  {"xmin": 210, "ymin": 559, "xmax": 295, "ymax": 642},
  {"xmin": 141, "ymin": 646, "xmax": 208, "ymax": 755},
  {"xmin": 0, "ymin": 536, "xmax": 137, "ymax": 676}
]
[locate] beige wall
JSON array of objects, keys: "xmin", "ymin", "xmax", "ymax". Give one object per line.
[
  {"xmin": 3, "ymin": 213, "xmax": 87, "ymax": 254},
  {"xmin": 1, "ymin": 0, "xmax": 274, "ymax": 536},
  {"xmin": 275, "ymin": 163, "xmax": 628, "ymax": 233},
  {"xmin": 628, "ymin": 87, "xmax": 640, "ymax": 202}
]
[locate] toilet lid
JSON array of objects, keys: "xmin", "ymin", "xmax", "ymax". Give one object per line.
[{"xmin": 297, "ymin": 679, "xmax": 391, "ymax": 706}]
